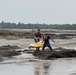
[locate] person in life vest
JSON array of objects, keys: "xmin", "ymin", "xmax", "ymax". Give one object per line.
[
  {"xmin": 34, "ymin": 28, "xmax": 41, "ymax": 42},
  {"xmin": 34, "ymin": 28, "xmax": 41, "ymax": 50},
  {"xmin": 42, "ymin": 34, "xmax": 55, "ymax": 51}
]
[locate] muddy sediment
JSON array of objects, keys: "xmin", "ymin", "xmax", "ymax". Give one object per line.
[
  {"xmin": 0, "ymin": 29, "xmax": 76, "ymax": 60},
  {"xmin": 0, "ymin": 45, "xmax": 21, "ymax": 62},
  {"xmin": 0, "ymin": 29, "xmax": 76, "ymax": 39},
  {"xmin": 33, "ymin": 47, "xmax": 76, "ymax": 59},
  {"xmin": 0, "ymin": 45, "xmax": 76, "ymax": 60},
  {"xmin": 0, "ymin": 45, "xmax": 21, "ymax": 50},
  {"xmin": 0, "ymin": 50, "xmax": 21, "ymax": 57}
]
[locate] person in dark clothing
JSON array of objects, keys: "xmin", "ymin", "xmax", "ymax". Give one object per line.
[
  {"xmin": 34, "ymin": 28, "xmax": 41, "ymax": 51},
  {"xmin": 42, "ymin": 34, "xmax": 55, "ymax": 51}
]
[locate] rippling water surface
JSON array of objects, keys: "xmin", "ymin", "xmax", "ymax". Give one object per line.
[{"xmin": 0, "ymin": 38, "xmax": 76, "ymax": 75}]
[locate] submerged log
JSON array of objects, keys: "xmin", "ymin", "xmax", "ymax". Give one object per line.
[{"xmin": 33, "ymin": 48, "xmax": 76, "ymax": 59}]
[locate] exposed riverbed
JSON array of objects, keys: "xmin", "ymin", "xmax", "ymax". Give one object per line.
[{"xmin": 0, "ymin": 38, "xmax": 76, "ymax": 75}]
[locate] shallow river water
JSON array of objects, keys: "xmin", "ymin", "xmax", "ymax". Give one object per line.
[{"xmin": 0, "ymin": 38, "xmax": 76, "ymax": 75}]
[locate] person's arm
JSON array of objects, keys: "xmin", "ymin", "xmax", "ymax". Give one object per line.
[{"xmin": 50, "ymin": 37, "xmax": 55, "ymax": 43}]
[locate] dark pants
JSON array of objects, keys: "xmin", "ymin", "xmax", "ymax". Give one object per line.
[{"xmin": 42, "ymin": 42, "xmax": 52, "ymax": 51}]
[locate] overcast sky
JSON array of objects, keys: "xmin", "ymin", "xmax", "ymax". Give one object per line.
[{"xmin": 0, "ymin": 0, "xmax": 76, "ymax": 24}]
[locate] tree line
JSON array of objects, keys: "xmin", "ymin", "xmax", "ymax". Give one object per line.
[{"xmin": 0, "ymin": 21, "xmax": 76, "ymax": 30}]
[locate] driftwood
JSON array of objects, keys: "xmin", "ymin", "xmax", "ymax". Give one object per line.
[{"xmin": 33, "ymin": 47, "xmax": 76, "ymax": 59}]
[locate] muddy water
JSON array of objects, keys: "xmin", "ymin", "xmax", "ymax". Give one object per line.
[{"xmin": 0, "ymin": 38, "xmax": 76, "ymax": 75}]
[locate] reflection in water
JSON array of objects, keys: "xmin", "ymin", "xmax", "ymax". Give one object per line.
[
  {"xmin": 42, "ymin": 61, "xmax": 50, "ymax": 75},
  {"xmin": 34, "ymin": 60, "xmax": 51, "ymax": 75},
  {"xmin": 71, "ymin": 73, "xmax": 76, "ymax": 75},
  {"xmin": 34, "ymin": 61, "xmax": 41, "ymax": 75}
]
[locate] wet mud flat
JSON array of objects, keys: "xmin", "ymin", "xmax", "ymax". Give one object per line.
[
  {"xmin": 0, "ymin": 29, "xmax": 76, "ymax": 61},
  {"xmin": 0, "ymin": 29, "xmax": 76, "ymax": 39},
  {"xmin": 0, "ymin": 45, "xmax": 21, "ymax": 62},
  {"xmin": 33, "ymin": 47, "xmax": 76, "ymax": 59},
  {"xmin": 0, "ymin": 45, "xmax": 76, "ymax": 61}
]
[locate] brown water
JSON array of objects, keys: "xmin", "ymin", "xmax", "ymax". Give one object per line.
[{"xmin": 0, "ymin": 38, "xmax": 76, "ymax": 75}]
